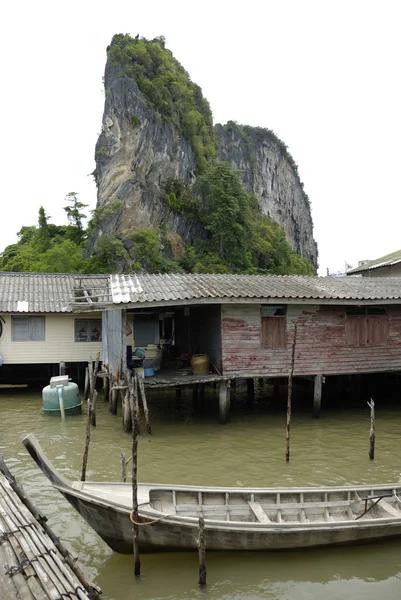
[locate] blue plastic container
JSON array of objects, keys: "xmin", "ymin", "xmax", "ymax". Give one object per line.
[{"xmin": 144, "ymin": 367, "xmax": 155, "ymax": 377}]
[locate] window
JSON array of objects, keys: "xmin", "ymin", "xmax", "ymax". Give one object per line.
[
  {"xmin": 134, "ymin": 314, "xmax": 160, "ymax": 346},
  {"xmin": 74, "ymin": 319, "xmax": 102, "ymax": 342},
  {"xmin": 345, "ymin": 306, "xmax": 388, "ymax": 347},
  {"xmin": 261, "ymin": 305, "xmax": 286, "ymax": 348},
  {"xmin": 12, "ymin": 316, "xmax": 45, "ymax": 341}
]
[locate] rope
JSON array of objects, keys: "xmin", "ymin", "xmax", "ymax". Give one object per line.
[{"xmin": 129, "ymin": 510, "xmax": 176, "ymax": 526}]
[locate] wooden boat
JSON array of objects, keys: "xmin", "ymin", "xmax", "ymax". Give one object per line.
[{"xmin": 22, "ymin": 433, "xmax": 401, "ymax": 553}]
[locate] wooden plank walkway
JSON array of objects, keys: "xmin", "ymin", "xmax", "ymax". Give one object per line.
[{"xmin": 0, "ymin": 458, "xmax": 101, "ymax": 600}]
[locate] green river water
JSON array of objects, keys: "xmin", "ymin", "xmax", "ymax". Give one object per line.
[{"xmin": 1, "ymin": 382, "xmax": 401, "ymax": 600}]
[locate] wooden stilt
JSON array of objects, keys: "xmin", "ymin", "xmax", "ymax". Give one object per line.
[
  {"xmin": 122, "ymin": 389, "xmax": 132, "ymax": 433},
  {"xmin": 286, "ymin": 323, "xmax": 297, "ymax": 462},
  {"xmin": 138, "ymin": 373, "xmax": 151, "ymax": 435},
  {"xmin": 367, "ymin": 398, "xmax": 375, "ymax": 460},
  {"xmin": 313, "ymin": 374, "xmax": 323, "ymax": 418},
  {"xmin": 246, "ymin": 378, "xmax": 255, "ymax": 406},
  {"xmin": 219, "ymin": 380, "xmax": 231, "ymax": 424},
  {"xmin": 193, "ymin": 384, "xmax": 199, "ymax": 408},
  {"xmin": 197, "ymin": 516, "xmax": 206, "ymax": 587},
  {"xmin": 121, "ymin": 450, "xmax": 127, "ymax": 482},
  {"xmin": 199, "ymin": 383, "xmax": 205, "ymax": 403},
  {"xmin": 175, "ymin": 386, "xmax": 182, "ymax": 398},
  {"xmin": 110, "ymin": 386, "xmax": 118, "ymax": 415},
  {"xmin": 104, "ymin": 370, "xmax": 110, "ymax": 402},
  {"xmin": 273, "ymin": 379, "xmax": 281, "ymax": 400},
  {"xmin": 84, "ymin": 367, "xmax": 89, "ymax": 400},
  {"xmin": 129, "ymin": 373, "xmax": 141, "ymax": 577},
  {"xmin": 81, "ymin": 396, "xmax": 91, "ymax": 482}
]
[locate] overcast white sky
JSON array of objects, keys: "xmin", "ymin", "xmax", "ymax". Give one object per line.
[{"xmin": 1, "ymin": 0, "xmax": 400, "ymax": 275}]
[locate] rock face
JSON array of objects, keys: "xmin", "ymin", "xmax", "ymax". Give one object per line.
[
  {"xmin": 92, "ymin": 57, "xmax": 318, "ymax": 267},
  {"xmin": 215, "ymin": 123, "xmax": 317, "ymax": 265}
]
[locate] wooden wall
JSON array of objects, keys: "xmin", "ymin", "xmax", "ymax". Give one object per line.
[{"xmin": 221, "ymin": 304, "xmax": 401, "ymax": 376}]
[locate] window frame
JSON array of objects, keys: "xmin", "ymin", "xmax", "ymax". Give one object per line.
[
  {"xmin": 11, "ymin": 315, "xmax": 45, "ymax": 342},
  {"xmin": 74, "ymin": 318, "xmax": 102, "ymax": 343},
  {"xmin": 261, "ymin": 305, "xmax": 287, "ymax": 349},
  {"xmin": 345, "ymin": 306, "xmax": 388, "ymax": 347}
]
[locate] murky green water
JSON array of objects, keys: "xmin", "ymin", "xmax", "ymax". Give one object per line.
[{"xmin": 2, "ymin": 382, "xmax": 401, "ymax": 599}]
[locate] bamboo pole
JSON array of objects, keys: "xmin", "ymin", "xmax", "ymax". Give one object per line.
[
  {"xmin": 286, "ymin": 323, "xmax": 298, "ymax": 462},
  {"xmin": 367, "ymin": 398, "xmax": 375, "ymax": 460},
  {"xmin": 128, "ymin": 373, "xmax": 141, "ymax": 577},
  {"xmin": 197, "ymin": 516, "xmax": 206, "ymax": 587}
]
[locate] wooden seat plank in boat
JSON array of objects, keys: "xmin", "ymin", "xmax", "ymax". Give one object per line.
[
  {"xmin": 377, "ymin": 500, "xmax": 401, "ymax": 518},
  {"xmin": 248, "ymin": 501, "xmax": 271, "ymax": 523}
]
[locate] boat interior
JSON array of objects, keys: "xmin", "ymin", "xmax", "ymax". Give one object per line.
[{"xmin": 149, "ymin": 488, "xmax": 401, "ymax": 523}]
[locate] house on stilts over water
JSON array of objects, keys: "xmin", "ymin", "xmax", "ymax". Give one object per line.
[{"xmin": 71, "ymin": 273, "xmax": 401, "ymax": 423}]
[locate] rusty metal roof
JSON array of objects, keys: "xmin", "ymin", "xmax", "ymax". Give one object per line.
[
  {"xmin": 347, "ymin": 248, "xmax": 401, "ymax": 274},
  {"xmin": 108, "ymin": 273, "xmax": 401, "ymax": 306},
  {"xmin": 0, "ymin": 273, "xmax": 110, "ymax": 313}
]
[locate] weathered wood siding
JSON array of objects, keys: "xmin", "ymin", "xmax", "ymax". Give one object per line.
[
  {"xmin": 222, "ymin": 304, "xmax": 401, "ymax": 376},
  {"xmin": 0, "ymin": 313, "xmax": 102, "ymax": 364}
]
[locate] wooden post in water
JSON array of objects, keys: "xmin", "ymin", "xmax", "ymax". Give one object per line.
[
  {"xmin": 90, "ymin": 354, "xmax": 100, "ymax": 428},
  {"xmin": 246, "ymin": 378, "xmax": 255, "ymax": 406},
  {"xmin": 84, "ymin": 366, "xmax": 89, "ymax": 400},
  {"xmin": 197, "ymin": 516, "xmax": 206, "ymax": 587},
  {"xmin": 138, "ymin": 372, "xmax": 151, "ymax": 435},
  {"xmin": 313, "ymin": 375, "xmax": 323, "ymax": 418},
  {"xmin": 219, "ymin": 380, "xmax": 231, "ymax": 424},
  {"xmin": 81, "ymin": 354, "xmax": 100, "ymax": 480},
  {"xmin": 286, "ymin": 323, "xmax": 297, "ymax": 462},
  {"xmin": 129, "ymin": 372, "xmax": 141, "ymax": 577},
  {"xmin": 104, "ymin": 366, "xmax": 110, "ymax": 402},
  {"xmin": 81, "ymin": 397, "xmax": 91, "ymax": 482},
  {"xmin": 367, "ymin": 398, "xmax": 375, "ymax": 460}
]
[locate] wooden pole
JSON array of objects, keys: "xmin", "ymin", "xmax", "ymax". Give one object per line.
[
  {"xmin": 138, "ymin": 372, "xmax": 152, "ymax": 435},
  {"xmin": 84, "ymin": 366, "xmax": 89, "ymax": 400},
  {"xmin": 286, "ymin": 323, "xmax": 297, "ymax": 462},
  {"xmin": 367, "ymin": 398, "xmax": 375, "ymax": 460},
  {"xmin": 81, "ymin": 354, "xmax": 100, "ymax": 480},
  {"xmin": 121, "ymin": 450, "xmax": 127, "ymax": 482},
  {"xmin": 122, "ymin": 388, "xmax": 132, "ymax": 433},
  {"xmin": 246, "ymin": 378, "xmax": 255, "ymax": 406},
  {"xmin": 104, "ymin": 367, "xmax": 110, "ymax": 402},
  {"xmin": 219, "ymin": 380, "xmax": 231, "ymax": 424},
  {"xmin": 313, "ymin": 374, "xmax": 323, "ymax": 418},
  {"xmin": 129, "ymin": 373, "xmax": 141, "ymax": 577},
  {"xmin": 197, "ymin": 516, "xmax": 206, "ymax": 587},
  {"xmin": 81, "ymin": 397, "xmax": 91, "ymax": 482}
]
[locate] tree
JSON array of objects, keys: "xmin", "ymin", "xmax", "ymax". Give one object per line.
[
  {"xmin": 63, "ymin": 192, "xmax": 88, "ymax": 245},
  {"xmin": 35, "ymin": 206, "xmax": 51, "ymax": 252},
  {"xmin": 196, "ymin": 161, "xmax": 254, "ymax": 269}
]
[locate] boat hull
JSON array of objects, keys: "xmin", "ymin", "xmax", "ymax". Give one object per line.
[{"xmin": 59, "ymin": 488, "xmax": 401, "ymax": 553}]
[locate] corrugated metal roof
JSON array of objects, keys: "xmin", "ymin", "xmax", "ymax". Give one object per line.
[
  {"xmin": 109, "ymin": 273, "xmax": 401, "ymax": 305},
  {"xmin": 0, "ymin": 273, "xmax": 110, "ymax": 313},
  {"xmin": 347, "ymin": 249, "xmax": 401, "ymax": 274}
]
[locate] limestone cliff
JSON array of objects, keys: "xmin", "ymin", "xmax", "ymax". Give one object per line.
[
  {"xmin": 215, "ymin": 123, "xmax": 317, "ymax": 265},
  {"xmin": 90, "ymin": 35, "xmax": 318, "ymax": 268}
]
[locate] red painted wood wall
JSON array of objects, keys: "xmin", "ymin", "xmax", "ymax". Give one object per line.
[{"xmin": 221, "ymin": 304, "xmax": 401, "ymax": 376}]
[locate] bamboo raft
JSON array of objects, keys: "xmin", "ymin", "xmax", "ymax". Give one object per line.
[{"xmin": 0, "ymin": 458, "xmax": 101, "ymax": 600}]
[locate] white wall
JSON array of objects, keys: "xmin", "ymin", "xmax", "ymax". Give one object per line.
[{"xmin": 0, "ymin": 313, "xmax": 102, "ymax": 364}]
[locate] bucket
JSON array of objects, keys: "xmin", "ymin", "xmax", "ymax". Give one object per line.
[
  {"xmin": 191, "ymin": 354, "xmax": 209, "ymax": 376},
  {"xmin": 144, "ymin": 367, "xmax": 155, "ymax": 377}
]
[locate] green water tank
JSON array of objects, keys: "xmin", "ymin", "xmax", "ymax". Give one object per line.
[{"xmin": 42, "ymin": 375, "xmax": 82, "ymax": 416}]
